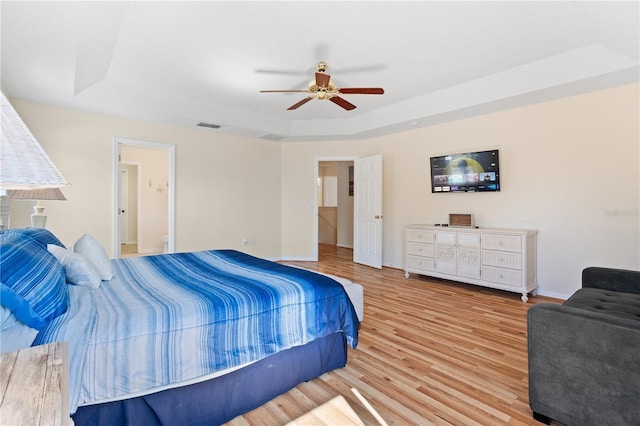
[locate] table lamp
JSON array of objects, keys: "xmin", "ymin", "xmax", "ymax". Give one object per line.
[
  {"xmin": 1, "ymin": 91, "xmax": 68, "ymax": 229},
  {"xmin": 9, "ymin": 188, "xmax": 67, "ymax": 228}
]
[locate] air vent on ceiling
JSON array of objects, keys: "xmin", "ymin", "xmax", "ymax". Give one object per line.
[
  {"xmin": 196, "ymin": 122, "xmax": 221, "ymax": 129},
  {"xmin": 261, "ymin": 133, "xmax": 285, "ymax": 141}
]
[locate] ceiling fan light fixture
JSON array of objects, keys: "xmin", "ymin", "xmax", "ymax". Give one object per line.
[{"xmin": 261, "ymin": 62, "xmax": 384, "ymax": 111}]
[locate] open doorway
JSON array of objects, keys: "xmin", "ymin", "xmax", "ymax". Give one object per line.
[
  {"xmin": 315, "ymin": 155, "xmax": 383, "ymax": 268},
  {"xmin": 316, "ymin": 159, "xmax": 355, "ymax": 261},
  {"xmin": 113, "ymin": 137, "xmax": 175, "ymax": 258},
  {"xmin": 119, "ymin": 163, "xmax": 139, "ymax": 257}
]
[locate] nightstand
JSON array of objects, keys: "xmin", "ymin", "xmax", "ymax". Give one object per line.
[{"xmin": 0, "ymin": 341, "xmax": 72, "ymax": 425}]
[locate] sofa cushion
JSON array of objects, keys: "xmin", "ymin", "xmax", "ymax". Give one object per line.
[{"xmin": 564, "ymin": 287, "xmax": 640, "ymax": 321}]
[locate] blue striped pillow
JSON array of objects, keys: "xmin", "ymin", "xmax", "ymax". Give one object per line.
[
  {"xmin": 0, "ymin": 232, "xmax": 68, "ymax": 330},
  {"xmin": 0, "ymin": 228, "xmax": 65, "ymax": 248}
]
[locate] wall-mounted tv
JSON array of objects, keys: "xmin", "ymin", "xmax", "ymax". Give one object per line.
[{"xmin": 430, "ymin": 149, "xmax": 500, "ymax": 193}]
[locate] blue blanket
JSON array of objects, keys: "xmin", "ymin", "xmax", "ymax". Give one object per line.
[{"xmin": 36, "ymin": 250, "xmax": 359, "ymax": 413}]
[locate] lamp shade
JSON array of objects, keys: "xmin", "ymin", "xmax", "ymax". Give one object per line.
[
  {"xmin": 1, "ymin": 91, "xmax": 69, "ymax": 189},
  {"xmin": 9, "ymin": 188, "xmax": 67, "ymax": 201}
]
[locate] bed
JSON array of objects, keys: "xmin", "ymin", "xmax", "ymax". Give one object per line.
[{"xmin": 0, "ymin": 228, "xmax": 361, "ymax": 425}]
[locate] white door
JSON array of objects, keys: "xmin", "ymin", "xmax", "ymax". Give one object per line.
[
  {"xmin": 119, "ymin": 167, "xmax": 130, "ymax": 244},
  {"xmin": 353, "ymin": 154, "xmax": 383, "ymax": 268}
]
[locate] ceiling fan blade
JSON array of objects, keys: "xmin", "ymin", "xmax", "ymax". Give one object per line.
[
  {"xmin": 331, "ymin": 63, "xmax": 388, "ymax": 74},
  {"xmin": 329, "ymin": 96, "xmax": 357, "ymax": 111},
  {"xmin": 338, "ymin": 88, "xmax": 385, "ymax": 94},
  {"xmin": 315, "ymin": 72, "xmax": 331, "ymax": 88},
  {"xmin": 287, "ymin": 97, "xmax": 314, "ymax": 110},
  {"xmin": 260, "ymin": 90, "xmax": 308, "ymax": 93}
]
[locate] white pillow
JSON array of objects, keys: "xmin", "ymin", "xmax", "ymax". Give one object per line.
[
  {"xmin": 48, "ymin": 244, "xmax": 102, "ymax": 289},
  {"xmin": 73, "ymin": 234, "xmax": 114, "ymax": 281}
]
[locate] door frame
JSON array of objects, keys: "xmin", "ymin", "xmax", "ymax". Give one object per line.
[
  {"xmin": 313, "ymin": 156, "xmax": 357, "ymax": 261},
  {"xmin": 112, "ymin": 137, "xmax": 175, "ymax": 258}
]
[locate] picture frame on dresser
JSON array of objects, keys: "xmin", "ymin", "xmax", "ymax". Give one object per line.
[{"xmin": 404, "ymin": 224, "xmax": 538, "ymax": 302}]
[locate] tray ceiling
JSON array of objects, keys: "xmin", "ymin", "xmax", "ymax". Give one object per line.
[{"xmin": 1, "ymin": 1, "xmax": 638, "ymax": 142}]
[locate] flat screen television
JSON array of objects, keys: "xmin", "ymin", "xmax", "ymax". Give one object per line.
[{"xmin": 430, "ymin": 149, "xmax": 500, "ymax": 193}]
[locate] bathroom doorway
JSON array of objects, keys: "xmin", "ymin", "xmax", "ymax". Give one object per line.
[{"xmin": 113, "ymin": 137, "xmax": 175, "ymax": 258}]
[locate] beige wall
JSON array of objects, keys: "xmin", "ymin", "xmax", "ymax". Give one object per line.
[
  {"xmin": 281, "ymin": 83, "xmax": 639, "ymax": 298},
  {"xmin": 8, "ymin": 83, "xmax": 639, "ymax": 299},
  {"xmin": 10, "ymin": 100, "xmax": 283, "ymax": 260}
]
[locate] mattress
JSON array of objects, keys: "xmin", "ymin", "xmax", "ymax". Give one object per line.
[
  {"xmin": 285, "ymin": 264, "xmax": 364, "ymax": 322},
  {"xmin": 35, "ymin": 249, "xmax": 359, "ymax": 414}
]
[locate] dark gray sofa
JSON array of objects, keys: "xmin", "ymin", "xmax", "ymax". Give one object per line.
[{"xmin": 527, "ymin": 267, "xmax": 640, "ymax": 425}]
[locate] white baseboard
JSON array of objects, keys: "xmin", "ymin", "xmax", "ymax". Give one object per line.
[
  {"xmin": 336, "ymin": 243, "xmax": 354, "ymax": 249},
  {"xmin": 138, "ymin": 247, "xmax": 163, "ymax": 254},
  {"xmin": 279, "ymin": 256, "xmax": 317, "ymax": 262},
  {"xmin": 535, "ymin": 289, "xmax": 570, "ymax": 301}
]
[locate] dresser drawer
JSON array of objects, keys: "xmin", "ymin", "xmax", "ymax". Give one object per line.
[
  {"xmin": 457, "ymin": 232, "xmax": 480, "ymax": 247},
  {"xmin": 435, "ymin": 231, "xmax": 456, "ymax": 245},
  {"xmin": 482, "ymin": 266, "xmax": 522, "ymax": 288},
  {"xmin": 482, "ymin": 234, "xmax": 522, "ymax": 252},
  {"xmin": 406, "ymin": 228, "xmax": 433, "ymax": 243},
  {"xmin": 482, "ymin": 249, "xmax": 522, "ymax": 270},
  {"xmin": 406, "ymin": 255, "xmax": 434, "ymax": 272},
  {"xmin": 407, "ymin": 242, "xmax": 433, "ymax": 257}
]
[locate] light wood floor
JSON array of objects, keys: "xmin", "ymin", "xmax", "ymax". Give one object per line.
[
  {"xmin": 226, "ymin": 244, "xmax": 561, "ymax": 426},
  {"xmin": 120, "ymin": 243, "xmax": 138, "ymax": 257}
]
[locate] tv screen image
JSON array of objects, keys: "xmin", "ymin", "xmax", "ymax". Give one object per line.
[{"xmin": 430, "ymin": 149, "xmax": 500, "ymax": 193}]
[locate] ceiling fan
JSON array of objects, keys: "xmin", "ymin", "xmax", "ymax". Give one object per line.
[{"xmin": 260, "ymin": 62, "xmax": 384, "ymax": 111}]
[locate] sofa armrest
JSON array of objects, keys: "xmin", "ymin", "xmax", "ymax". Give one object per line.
[
  {"xmin": 527, "ymin": 303, "xmax": 640, "ymax": 425},
  {"xmin": 582, "ymin": 266, "xmax": 640, "ymax": 294}
]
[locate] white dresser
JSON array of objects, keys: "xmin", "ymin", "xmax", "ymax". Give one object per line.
[{"xmin": 405, "ymin": 224, "xmax": 538, "ymax": 302}]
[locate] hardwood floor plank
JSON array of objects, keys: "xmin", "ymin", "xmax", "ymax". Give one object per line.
[{"xmin": 225, "ymin": 244, "xmax": 561, "ymax": 425}]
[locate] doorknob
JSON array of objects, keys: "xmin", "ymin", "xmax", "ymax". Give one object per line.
[{"xmin": 374, "ymin": 215, "xmax": 383, "ymax": 219}]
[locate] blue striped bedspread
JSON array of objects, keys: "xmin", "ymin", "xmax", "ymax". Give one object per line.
[{"xmin": 35, "ymin": 250, "xmax": 359, "ymax": 413}]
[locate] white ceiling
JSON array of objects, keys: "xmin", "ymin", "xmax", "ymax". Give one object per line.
[{"xmin": 1, "ymin": 1, "xmax": 638, "ymax": 142}]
